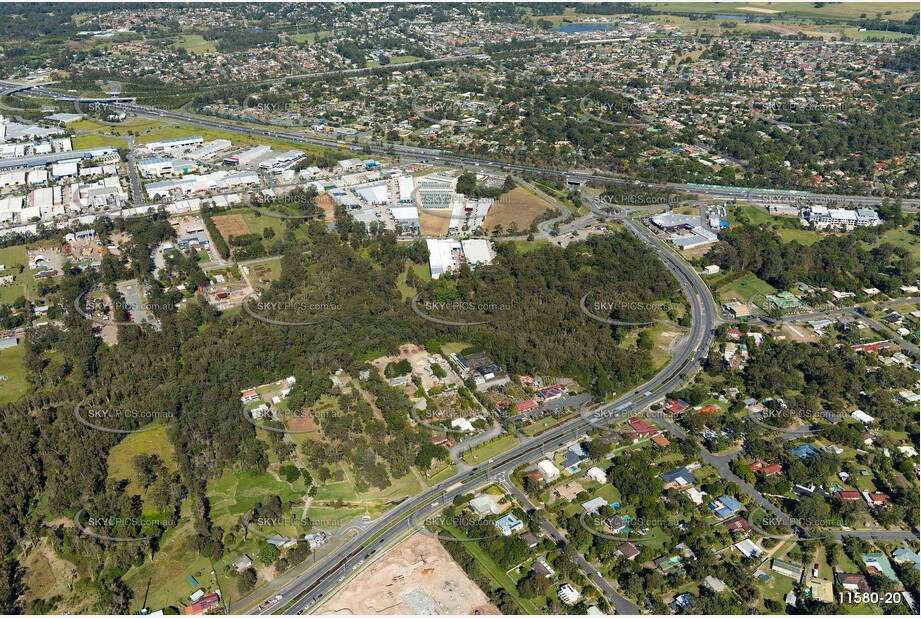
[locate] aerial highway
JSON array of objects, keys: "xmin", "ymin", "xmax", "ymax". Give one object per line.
[{"xmin": 3, "ymin": 82, "xmax": 917, "ymax": 209}]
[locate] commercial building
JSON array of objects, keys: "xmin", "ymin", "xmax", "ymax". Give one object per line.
[
  {"xmin": 426, "ymin": 238, "xmax": 461, "ymax": 279},
  {"xmin": 416, "ymin": 175, "xmax": 453, "ymax": 209},
  {"xmin": 803, "ymin": 205, "xmax": 881, "ymax": 230},
  {"xmin": 147, "ymin": 136, "xmax": 204, "ymax": 153},
  {"xmin": 397, "ymin": 175, "xmax": 415, "ymax": 202},
  {"xmin": 0, "ymin": 147, "xmax": 117, "ymax": 171},
  {"xmin": 224, "ymin": 145, "xmax": 272, "ymax": 166},
  {"xmin": 390, "ymin": 206, "xmax": 419, "ymax": 231},
  {"xmin": 460, "ymin": 239, "xmax": 494, "ymax": 268}
]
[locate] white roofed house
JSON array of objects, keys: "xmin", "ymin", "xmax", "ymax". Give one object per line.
[{"xmin": 537, "ymin": 459, "xmax": 561, "ymax": 481}]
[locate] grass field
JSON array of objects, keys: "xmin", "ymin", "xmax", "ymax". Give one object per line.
[
  {"xmin": 0, "ymin": 245, "xmax": 29, "ymax": 304},
  {"xmin": 510, "ymin": 239, "xmax": 550, "ymax": 254},
  {"xmin": 461, "ymin": 434, "xmax": 519, "ymax": 465},
  {"xmin": 717, "ymin": 272, "xmax": 777, "ymax": 303},
  {"xmin": 0, "ymin": 343, "xmax": 29, "ymax": 405},
  {"xmin": 106, "ymin": 424, "xmax": 176, "ymax": 514},
  {"xmin": 72, "ymin": 134, "xmax": 128, "ymax": 150},
  {"xmin": 171, "ymin": 34, "xmax": 216, "ymax": 54},
  {"xmin": 482, "ymin": 185, "xmax": 557, "ymax": 235},
  {"xmin": 642, "ymin": 2, "xmax": 918, "ymax": 20},
  {"xmin": 122, "ymin": 498, "xmax": 244, "ymax": 613}
]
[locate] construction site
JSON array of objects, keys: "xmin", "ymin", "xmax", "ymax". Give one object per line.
[{"xmin": 315, "ymin": 532, "xmax": 499, "ymax": 615}]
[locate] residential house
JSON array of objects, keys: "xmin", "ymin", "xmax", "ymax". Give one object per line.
[
  {"xmin": 558, "ymin": 584, "xmax": 580, "ymax": 605},
  {"xmin": 586, "ymin": 466, "xmax": 607, "ymax": 484},
  {"xmin": 660, "ymin": 467, "xmax": 695, "ymax": 489},
  {"xmin": 231, "ymin": 555, "xmax": 252, "ymax": 572},
  {"xmin": 862, "ymin": 553, "xmax": 899, "ymax": 582},
  {"xmin": 533, "ymin": 555, "xmax": 555, "ymax": 577},
  {"xmin": 495, "ymin": 514, "xmax": 524, "ymax": 536},
  {"xmin": 581, "ymin": 497, "xmax": 608, "ymax": 515},
  {"xmin": 723, "ymin": 516, "xmax": 752, "ymax": 533},
  {"xmin": 617, "ymin": 542, "xmax": 640, "ymax": 560},
  {"xmin": 836, "ymin": 573, "xmax": 871, "ymax": 594},
  {"xmin": 537, "ymin": 460, "xmax": 561, "ymax": 481},
  {"xmin": 772, "ymin": 558, "xmax": 803, "ymax": 580}
]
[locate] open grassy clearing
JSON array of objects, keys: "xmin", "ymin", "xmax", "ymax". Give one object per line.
[
  {"xmin": 0, "ymin": 245, "xmax": 29, "ymax": 304},
  {"xmin": 171, "ymin": 34, "xmax": 217, "ymax": 54},
  {"xmin": 717, "ymin": 272, "xmax": 777, "ymax": 303},
  {"xmin": 0, "ymin": 343, "xmax": 29, "ymax": 405},
  {"xmin": 106, "ymin": 424, "xmax": 176, "ymax": 514},
  {"xmin": 461, "ymin": 434, "xmax": 519, "ymax": 465},
  {"xmin": 482, "ymin": 185, "xmax": 558, "ymax": 234}
]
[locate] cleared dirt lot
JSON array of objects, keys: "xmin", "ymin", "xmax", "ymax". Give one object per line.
[
  {"xmin": 482, "ymin": 186, "xmax": 556, "ymax": 234},
  {"xmin": 211, "ymin": 214, "xmax": 251, "ymax": 241},
  {"xmin": 316, "ymin": 532, "xmax": 499, "ymax": 615},
  {"xmin": 418, "ymin": 208, "xmax": 451, "ymax": 236}
]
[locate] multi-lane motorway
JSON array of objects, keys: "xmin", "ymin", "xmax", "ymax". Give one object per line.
[{"xmin": 4, "ymin": 81, "xmax": 918, "ymax": 210}]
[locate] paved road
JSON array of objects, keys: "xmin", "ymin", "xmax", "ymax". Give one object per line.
[
  {"xmin": 226, "ymin": 191, "xmax": 718, "ymax": 615},
  {"xmin": 5, "ymin": 81, "xmax": 916, "ymax": 209},
  {"xmin": 503, "ymin": 475, "xmax": 642, "ymax": 615},
  {"xmin": 753, "ymin": 299, "xmax": 921, "ymax": 358}
]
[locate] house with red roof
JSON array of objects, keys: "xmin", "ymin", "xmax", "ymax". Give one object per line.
[
  {"xmin": 665, "ymin": 399, "xmax": 689, "ymax": 414},
  {"xmin": 863, "ymin": 491, "xmax": 891, "ymax": 506},
  {"xmin": 515, "ymin": 399, "xmax": 538, "ymax": 413},
  {"xmin": 750, "ymin": 461, "xmax": 782, "ymax": 476},
  {"xmin": 834, "ymin": 490, "xmax": 862, "ymax": 501},
  {"xmin": 628, "ymin": 417, "xmax": 659, "ymax": 438},
  {"xmin": 853, "ymin": 341, "xmax": 890, "ymax": 354}
]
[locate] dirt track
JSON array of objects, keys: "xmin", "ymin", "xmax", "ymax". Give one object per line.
[{"xmin": 315, "ymin": 532, "xmax": 499, "ymax": 615}]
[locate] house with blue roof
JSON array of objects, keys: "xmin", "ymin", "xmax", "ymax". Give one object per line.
[
  {"xmin": 660, "ymin": 467, "xmax": 695, "ymax": 489},
  {"xmin": 789, "ymin": 443, "xmax": 820, "ymax": 460},
  {"xmin": 495, "ymin": 514, "xmax": 524, "ymax": 536},
  {"xmin": 893, "ymin": 548, "xmax": 920, "ymax": 570},
  {"xmin": 710, "ymin": 495, "xmax": 742, "ymax": 519}
]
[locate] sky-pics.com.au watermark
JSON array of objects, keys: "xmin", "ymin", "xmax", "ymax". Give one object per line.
[
  {"xmin": 243, "ymin": 511, "xmax": 344, "ymax": 544},
  {"xmin": 74, "ymin": 291, "xmax": 172, "ymax": 327},
  {"xmin": 411, "ymin": 293, "xmax": 511, "ymax": 327},
  {"xmin": 748, "ymin": 407, "xmax": 823, "ymax": 435},
  {"xmin": 242, "ymin": 404, "xmax": 347, "ymax": 434},
  {"xmin": 580, "ymin": 92, "xmax": 680, "ymax": 128},
  {"xmin": 242, "ymin": 296, "xmax": 342, "ymax": 327},
  {"xmin": 411, "ymin": 512, "xmax": 503, "ymax": 542},
  {"xmin": 749, "ymin": 98, "xmax": 848, "ymax": 127},
  {"xmin": 247, "ymin": 189, "xmax": 321, "ymax": 220},
  {"xmin": 580, "ymin": 513, "xmax": 681, "ymax": 543},
  {"xmin": 410, "ymin": 182, "xmax": 512, "ymax": 221},
  {"xmin": 580, "ymin": 293, "xmax": 682, "ymax": 327},
  {"xmin": 749, "ymin": 515, "xmax": 846, "ymax": 541},
  {"xmin": 74, "ymin": 509, "xmax": 176, "ymax": 542},
  {"xmin": 412, "ymin": 94, "xmax": 497, "ymax": 126},
  {"xmin": 74, "ymin": 91, "xmax": 167, "ymax": 126},
  {"xmin": 74, "ymin": 400, "xmax": 174, "ymax": 434}
]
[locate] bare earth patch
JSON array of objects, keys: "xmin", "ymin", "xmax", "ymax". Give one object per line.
[
  {"xmin": 211, "ymin": 214, "xmax": 251, "ymax": 242},
  {"xmin": 316, "ymin": 532, "xmax": 499, "ymax": 615},
  {"xmin": 482, "ymin": 186, "xmax": 556, "ymax": 235}
]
